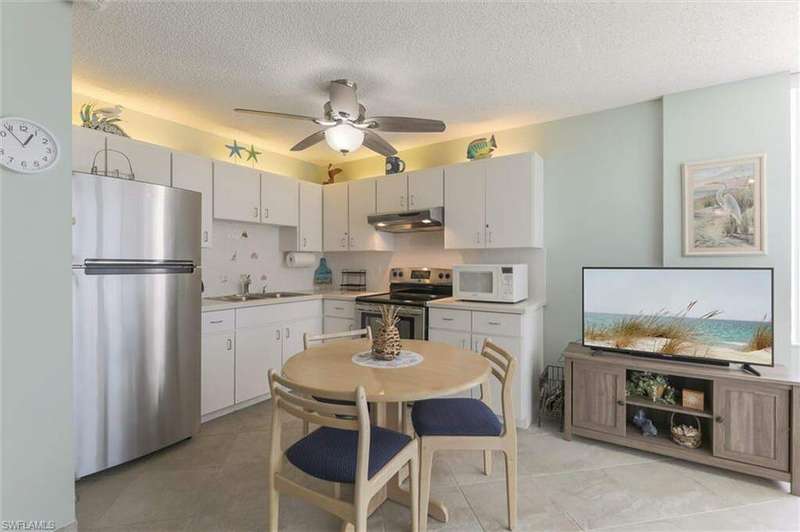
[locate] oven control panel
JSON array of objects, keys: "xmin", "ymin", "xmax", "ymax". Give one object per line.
[{"xmin": 390, "ymin": 267, "xmax": 452, "ymax": 285}]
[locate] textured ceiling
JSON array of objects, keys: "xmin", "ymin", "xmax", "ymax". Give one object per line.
[{"xmin": 73, "ymin": 1, "xmax": 799, "ymax": 166}]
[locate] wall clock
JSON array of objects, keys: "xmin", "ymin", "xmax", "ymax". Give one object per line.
[{"xmin": 0, "ymin": 116, "xmax": 60, "ymax": 174}]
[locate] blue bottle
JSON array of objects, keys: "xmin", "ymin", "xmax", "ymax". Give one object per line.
[{"xmin": 314, "ymin": 257, "xmax": 332, "ymax": 286}]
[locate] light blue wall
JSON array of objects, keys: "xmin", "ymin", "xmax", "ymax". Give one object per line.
[
  {"xmin": 0, "ymin": 2, "xmax": 74, "ymax": 527},
  {"xmin": 663, "ymin": 73, "xmax": 793, "ymax": 368}
]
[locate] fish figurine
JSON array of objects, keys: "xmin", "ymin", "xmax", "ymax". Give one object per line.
[
  {"xmin": 466, "ymin": 134, "xmax": 497, "ymax": 160},
  {"xmin": 79, "ymin": 103, "xmax": 129, "ymax": 137}
]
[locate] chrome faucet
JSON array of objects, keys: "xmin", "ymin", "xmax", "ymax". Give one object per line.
[{"xmin": 239, "ymin": 274, "xmax": 252, "ymax": 296}]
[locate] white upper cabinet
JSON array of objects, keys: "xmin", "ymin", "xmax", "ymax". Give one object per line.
[
  {"xmin": 407, "ymin": 167, "xmax": 444, "ymax": 210},
  {"xmin": 213, "ymin": 161, "xmax": 261, "ymax": 223},
  {"xmin": 106, "ymin": 135, "xmax": 171, "ymax": 186},
  {"xmin": 444, "ymin": 160, "xmax": 486, "ymax": 249},
  {"xmin": 444, "ymin": 153, "xmax": 543, "ymax": 249},
  {"xmin": 348, "ymin": 178, "xmax": 392, "ymax": 251},
  {"xmin": 375, "ymin": 168, "xmax": 444, "ymax": 213},
  {"xmin": 323, "ymin": 182, "xmax": 349, "ymax": 251},
  {"xmin": 172, "ymin": 152, "xmax": 214, "ymax": 248},
  {"xmin": 376, "ymin": 173, "xmax": 408, "ymax": 213},
  {"xmin": 72, "ymin": 126, "xmax": 106, "ymax": 175},
  {"xmin": 484, "ymin": 153, "xmax": 543, "ymax": 248},
  {"xmin": 260, "ymin": 171, "xmax": 298, "ymax": 227},
  {"xmin": 298, "ymin": 182, "xmax": 322, "ymax": 252}
]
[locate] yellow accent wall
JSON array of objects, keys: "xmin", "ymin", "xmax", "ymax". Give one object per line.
[{"xmin": 72, "ymin": 91, "xmax": 326, "ymax": 183}]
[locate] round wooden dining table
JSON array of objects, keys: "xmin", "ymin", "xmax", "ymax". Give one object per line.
[{"xmin": 283, "ymin": 338, "xmax": 491, "ymax": 526}]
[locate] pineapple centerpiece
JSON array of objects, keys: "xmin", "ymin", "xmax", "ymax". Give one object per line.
[{"xmin": 371, "ymin": 305, "xmax": 402, "ymax": 361}]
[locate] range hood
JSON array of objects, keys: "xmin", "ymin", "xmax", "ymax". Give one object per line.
[{"xmin": 368, "ymin": 207, "xmax": 444, "ymax": 233}]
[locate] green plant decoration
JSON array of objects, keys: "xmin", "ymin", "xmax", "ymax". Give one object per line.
[
  {"xmin": 626, "ymin": 371, "xmax": 677, "ymax": 405},
  {"xmin": 80, "ymin": 103, "xmax": 129, "ymax": 137}
]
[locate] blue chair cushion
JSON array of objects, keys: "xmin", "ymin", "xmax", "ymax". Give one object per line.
[
  {"xmin": 411, "ymin": 398, "xmax": 502, "ymax": 437},
  {"xmin": 285, "ymin": 426, "xmax": 411, "ymax": 483}
]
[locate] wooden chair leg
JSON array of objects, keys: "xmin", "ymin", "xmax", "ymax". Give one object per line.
[
  {"xmin": 267, "ymin": 477, "xmax": 279, "ymax": 532},
  {"xmin": 483, "ymin": 450, "xmax": 492, "ymax": 476},
  {"xmin": 419, "ymin": 442, "xmax": 435, "ymax": 532},
  {"xmin": 355, "ymin": 504, "xmax": 368, "ymax": 532},
  {"xmin": 333, "ymin": 482, "xmax": 341, "ymax": 499},
  {"xmin": 410, "ymin": 452, "xmax": 420, "ymax": 532},
  {"xmin": 302, "ymin": 420, "xmax": 310, "ymax": 435},
  {"xmin": 504, "ymin": 449, "xmax": 517, "ymax": 530}
]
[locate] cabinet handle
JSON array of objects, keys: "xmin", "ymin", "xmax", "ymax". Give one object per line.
[
  {"xmin": 334, "ymin": 306, "xmax": 344, "ymax": 311},
  {"xmin": 488, "ymin": 321, "xmax": 501, "ymax": 326},
  {"xmin": 488, "ymin": 231, "xmax": 493, "ymax": 244},
  {"xmin": 616, "ymin": 400, "xmax": 625, "ymax": 406},
  {"xmin": 285, "ymin": 327, "xmax": 290, "ymax": 339},
  {"xmin": 476, "ymin": 232, "xmax": 481, "ymax": 244},
  {"xmin": 302, "ymin": 237, "xmax": 307, "ymax": 248},
  {"xmin": 442, "ymin": 317, "xmax": 454, "ymax": 321},
  {"xmin": 253, "ymin": 207, "xmax": 259, "ymax": 218},
  {"xmin": 203, "ymin": 230, "xmax": 209, "ymax": 243},
  {"xmin": 409, "ymin": 194, "xmax": 415, "ymax": 207},
  {"xmin": 715, "ymin": 416, "xmax": 725, "ymax": 424},
  {"xmin": 209, "ymin": 320, "xmax": 223, "ymax": 324},
  {"xmin": 264, "ymin": 208, "xmax": 269, "ymax": 219},
  {"xmin": 275, "ymin": 329, "xmax": 281, "ymax": 340},
  {"xmin": 226, "ymin": 338, "xmax": 233, "ymax": 351},
  {"xmin": 400, "ymin": 194, "xmax": 406, "ymax": 209}
]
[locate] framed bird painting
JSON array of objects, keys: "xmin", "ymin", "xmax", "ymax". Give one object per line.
[{"xmin": 682, "ymin": 154, "xmax": 766, "ymax": 256}]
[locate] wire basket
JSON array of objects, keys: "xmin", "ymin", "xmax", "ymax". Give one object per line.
[
  {"xmin": 340, "ymin": 270, "xmax": 367, "ymax": 292},
  {"xmin": 538, "ymin": 364, "xmax": 565, "ymax": 429}
]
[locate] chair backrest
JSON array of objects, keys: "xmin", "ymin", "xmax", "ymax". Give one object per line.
[
  {"xmin": 268, "ymin": 370, "xmax": 372, "ymax": 485},
  {"xmin": 303, "ymin": 327, "xmax": 373, "ymax": 350},
  {"xmin": 479, "ymin": 339, "xmax": 516, "ymax": 435}
]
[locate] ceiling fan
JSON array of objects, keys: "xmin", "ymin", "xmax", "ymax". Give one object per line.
[{"xmin": 234, "ymin": 79, "xmax": 446, "ymax": 156}]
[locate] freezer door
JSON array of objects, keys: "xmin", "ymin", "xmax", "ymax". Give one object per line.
[
  {"xmin": 73, "ymin": 267, "xmax": 201, "ymax": 478},
  {"xmin": 72, "ymin": 172, "xmax": 201, "ymax": 265}
]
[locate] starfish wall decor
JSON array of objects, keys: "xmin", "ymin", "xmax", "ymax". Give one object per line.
[
  {"xmin": 226, "ymin": 139, "xmax": 245, "ymax": 159},
  {"xmin": 246, "ymin": 144, "xmax": 262, "ymax": 163}
]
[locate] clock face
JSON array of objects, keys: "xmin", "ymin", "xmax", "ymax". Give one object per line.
[{"xmin": 0, "ymin": 117, "xmax": 59, "ymax": 174}]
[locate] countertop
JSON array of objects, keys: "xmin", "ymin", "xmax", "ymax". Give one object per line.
[
  {"xmin": 427, "ymin": 297, "xmax": 546, "ymax": 315},
  {"xmin": 201, "ymin": 290, "xmax": 382, "ymax": 312}
]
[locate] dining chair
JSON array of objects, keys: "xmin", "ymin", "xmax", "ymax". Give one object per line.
[
  {"xmin": 411, "ymin": 339, "xmax": 517, "ymax": 531},
  {"xmin": 267, "ymin": 370, "xmax": 419, "ymax": 532},
  {"xmin": 303, "ymin": 327, "xmax": 373, "ymax": 349}
]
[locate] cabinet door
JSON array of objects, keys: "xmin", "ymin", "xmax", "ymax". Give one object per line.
[
  {"xmin": 72, "ymin": 126, "xmax": 106, "ymax": 174},
  {"xmin": 283, "ymin": 317, "xmax": 323, "ymax": 364},
  {"xmin": 376, "ymin": 173, "xmax": 408, "ymax": 213},
  {"xmin": 471, "ymin": 334, "xmax": 522, "ymax": 420},
  {"xmin": 571, "ymin": 361, "xmax": 626, "ymax": 436},
  {"xmin": 172, "ymin": 152, "xmax": 213, "ymax": 247},
  {"xmin": 713, "ymin": 380, "xmax": 790, "ymax": 471},
  {"xmin": 408, "ymin": 167, "xmax": 444, "ymax": 210},
  {"xmin": 106, "ymin": 135, "xmax": 171, "ymax": 186},
  {"xmin": 323, "ymin": 182, "xmax": 349, "ymax": 251},
  {"xmin": 235, "ymin": 326, "xmax": 283, "ymax": 403},
  {"xmin": 348, "ymin": 179, "xmax": 393, "ymax": 251},
  {"xmin": 201, "ymin": 333, "xmax": 235, "ymax": 415},
  {"xmin": 444, "ymin": 162, "xmax": 485, "ymax": 249},
  {"xmin": 299, "ymin": 182, "xmax": 322, "ymax": 252},
  {"xmin": 213, "ymin": 162, "xmax": 261, "ymax": 223},
  {"xmin": 429, "ymin": 329, "xmax": 473, "ymax": 398},
  {"xmin": 485, "ymin": 153, "xmax": 533, "ymax": 248},
  {"xmin": 261, "ymin": 172, "xmax": 298, "ymax": 227}
]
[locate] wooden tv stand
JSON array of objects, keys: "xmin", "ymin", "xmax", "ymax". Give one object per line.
[{"xmin": 562, "ymin": 343, "xmax": 799, "ymax": 495}]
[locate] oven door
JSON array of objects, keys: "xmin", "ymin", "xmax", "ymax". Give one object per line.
[{"xmin": 355, "ymin": 303, "xmax": 426, "ymax": 340}]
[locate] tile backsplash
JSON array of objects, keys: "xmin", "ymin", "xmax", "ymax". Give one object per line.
[{"xmin": 201, "ymin": 220, "xmax": 319, "ymax": 297}]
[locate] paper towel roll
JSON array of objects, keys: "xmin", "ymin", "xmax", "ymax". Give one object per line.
[{"xmin": 285, "ymin": 252, "xmax": 316, "ymax": 268}]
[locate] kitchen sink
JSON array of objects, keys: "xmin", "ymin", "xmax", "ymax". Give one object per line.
[{"xmin": 207, "ymin": 292, "xmax": 309, "ymax": 302}]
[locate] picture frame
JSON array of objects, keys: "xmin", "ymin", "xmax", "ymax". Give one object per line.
[{"xmin": 682, "ymin": 154, "xmax": 766, "ymax": 256}]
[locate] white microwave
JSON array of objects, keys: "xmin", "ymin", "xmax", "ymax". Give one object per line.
[{"xmin": 453, "ymin": 264, "xmax": 528, "ymax": 303}]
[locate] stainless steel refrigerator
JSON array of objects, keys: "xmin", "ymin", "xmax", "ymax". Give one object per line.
[{"xmin": 72, "ymin": 172, "xmax": 201, "ymax": 478}]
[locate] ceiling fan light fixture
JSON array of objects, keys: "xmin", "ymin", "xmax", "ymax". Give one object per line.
[{"xmin": 325, "ymin": 123, "xmax": 364, "ymax": 154}]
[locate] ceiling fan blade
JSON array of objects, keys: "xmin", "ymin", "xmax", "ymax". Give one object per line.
[
  {"xmin": 234, "ymin": 108, "xmax": 319, "ymax": 122},
  {"xmin": 290, "ymin": 130, "xmax": 327, "ymax": 151},
  {"xmin": 363, "ymin": 130, "xmax": 397, "ymax": 156},
  {"xmin": 367, "ymin": 116, "xmax": 446, "ymax": 133}
]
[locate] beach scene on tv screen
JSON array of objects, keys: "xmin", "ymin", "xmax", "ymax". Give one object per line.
[{"xmin": 583, "ymin": 269, "xmax": 773, "ymax": 365}]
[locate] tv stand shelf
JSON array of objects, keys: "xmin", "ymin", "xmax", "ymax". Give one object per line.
[{"xmin": 563, "ymin": 343, "xmax": 800, "ymax": 495}]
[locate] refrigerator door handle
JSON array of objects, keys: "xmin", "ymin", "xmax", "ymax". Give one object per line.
[{"xmin": 83, "ymin": 259, "xmax": 196, "ymax": 275}]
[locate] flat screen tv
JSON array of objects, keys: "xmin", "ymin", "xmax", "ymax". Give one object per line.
[{"xmin": 582, "ymin": 267, "xmax": 774, "ymax": 368}]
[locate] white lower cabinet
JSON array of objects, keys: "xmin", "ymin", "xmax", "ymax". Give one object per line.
[
  {"xmin": 235, "ymin": 325, "xmax": 283, "ymax": 403},
  {"xmin": 282, "ymin": 317, "xmax": 323, "ymax": 363},
  {"xmin": 324, "ymin": 316, "xmax": 356, "ymax": 335},
  {"xmin": 201, "ymin": 332, "xmax": 235, "ymax": 416},
  {"xmin": 428, "ymin": 305, "xmax": 542, "ymax": 428},
  {"xmin": 323, "ymin": 300, "xmax": 357, "ymax": 338}
]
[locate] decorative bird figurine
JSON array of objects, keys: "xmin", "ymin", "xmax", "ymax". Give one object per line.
[
  {"xmin": 326, "ymin": 163, "xmax": 342, "ymax": 185},
  {"xmin": 80, "ymin": 103, "xmax": 129, "ymax": 137},
  {"xmin": 632, "ymin": 408, "xmax": 658, "ymax": 437},
  {"xmin": 467, "ymin": 134, "xmax": 497, "ymax": 160}
]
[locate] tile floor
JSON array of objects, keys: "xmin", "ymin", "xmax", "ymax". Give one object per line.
[{"xmin": 76, "ymin": 401, "xmax": 799, "ymax": 531}]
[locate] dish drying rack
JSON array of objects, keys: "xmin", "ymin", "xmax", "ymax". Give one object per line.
[{"xmin": 340, "ymin": 270, "xmax": 367, "ymax": 292}]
